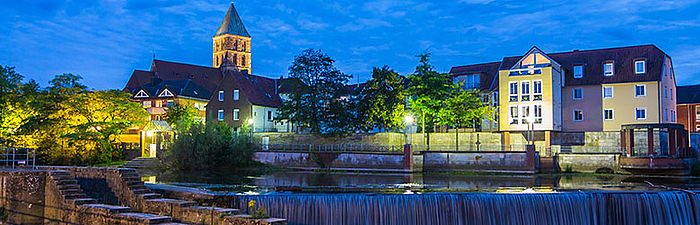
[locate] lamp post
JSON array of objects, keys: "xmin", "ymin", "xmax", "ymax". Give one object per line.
[
  {"xmin": 404, "ymin": 115, "xmax": 414, "ymax": 145},
  {"xmin": 247, "ymin": 118, "xmax": 254, "ymax": 142}
]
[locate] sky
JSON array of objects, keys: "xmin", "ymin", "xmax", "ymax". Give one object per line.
[{"xmin": 2, "ymin": 0, "xmax": 700, "ymax": 90}]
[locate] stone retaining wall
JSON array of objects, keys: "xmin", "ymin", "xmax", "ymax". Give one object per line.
[
  {"xmin": 557, "ymin": 153, "xmax": 621, "ymax": 173},
  {"xmin": 421, "ymin": 151, "xmax": 535, "ymax": 173}
]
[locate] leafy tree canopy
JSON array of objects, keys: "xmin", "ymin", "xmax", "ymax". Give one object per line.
[{"xmin": 357, "ymin": 65, "xmax": 406, "ymax": 132}]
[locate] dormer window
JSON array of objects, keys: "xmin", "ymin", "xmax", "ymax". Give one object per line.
[
  {"xmin": 134, "ymin": 90, "xmax": 149, "ymax": 98},
  {"xmin": 158, "ymin": 89, "xmax": 174, "ymax": 97},
  {"xmin": 603, "ymin": 61, "xmax": 614, "ymax": 76},
  {"xmin": 573, "ymin": 65, "xmax": 583, "ymax": 78},
  {"xmin": 218, "ymin": 91, "xmax": 224, "ymax": 101},
  {"xmin": 635, "ymin": 60, "xmax": 646, "ymax": 74}
]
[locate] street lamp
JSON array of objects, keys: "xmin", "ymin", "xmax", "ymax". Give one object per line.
[
  {"xmin": 404, "ymin": 115, "xmax": 414, "ymax": 145},
  {"xmin": 247, "ymin": 118, "xmax": 254, "ymax": 142}
]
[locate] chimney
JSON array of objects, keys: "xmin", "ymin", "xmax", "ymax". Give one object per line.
[
  {"xmin": 274, "ymin": 79, "xmax": 278, "ymax": 95},
  {"xmin": 573, "ymin": 49, "xmax": 579, "ymax": 52}
]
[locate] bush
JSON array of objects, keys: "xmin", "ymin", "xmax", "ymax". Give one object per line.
[{"xmin": 164, "ymin": 122, "xmax": 254, "ymax": 171}]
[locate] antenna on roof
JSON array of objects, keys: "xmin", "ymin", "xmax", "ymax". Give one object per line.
[{"xmin": 153, "ymin": 52, "xmax": 156, "ymax": 60}]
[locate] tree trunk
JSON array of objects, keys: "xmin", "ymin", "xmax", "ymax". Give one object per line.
[{"xmin": 455, "ymin": 124, "xmax": 459, "ymax": 151}]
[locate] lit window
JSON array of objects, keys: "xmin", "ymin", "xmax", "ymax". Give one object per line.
[
  {"xmin": 135, "ymin": 90, "xmax": 149, "ymax": 98},
  {"xmin": 533, "ymin": 80, "xmax": 542, "ymax": 101},
  {"xmin": 603, "ymin": 86, "xmax": 613, "ymax": 98},
  {"xmin": 218, "ymin": 91, "xmax": 224, "ymax": 101},
  {"xmin": 573, "ymin": 110, "xmax": 583, "ymax": 121},
  {"xmin": 573, "ymin": 65, "xmax": 583, "ymax": 78},
  {"xmin": 166, "ymin": 100, "xmax": 174, "ymax": 107},
  {"xmin": 510, "ymin": 106, "xmax": 518, "ymax": 125},
  {"xmin": 573, "ymin": 88, "xmax": 583, "ymax": 100},
  {"xmin": 142, "ymin": 101, "xmax": 151, "ymax": 108},
  {"xmin": 534, "ymin": 105, "xmax": 542, "ymax": 124},
  {"xmin": 521, "ymin": 81, "xmax": 530, "ymax": 101},
  {"xmin": 604, "ymin": 109, "xmax": 614, "ymax": 120},
  {"xmin": 604, "ymin": 62, "xmax": 614, "ymax": 76},
  {"xmin": 635, "ymin": 85, "xmax": 646, "ymax": 97},
  {"xmin": 509, "ymin": 82, "xmax": 518, "ymax": 102},
  {"xmin": 635, "ymin": 60, "xmax": 645, "ymax": 74},
  {"xmin": 233, "ymin": 89, "xmax": 240, "ymax": 101},
  {"xmin": 233, "ymin": 109, "xmax": 240, "ymax": 121},
  {"xmin": 635, "ymin": 108, "xmax": 646, "ymax": 120},
  {"xmin": 218, "ymin": 109, "xmax": 224, "ymax": 121},
  {"xmin": 521, "ymin": 105, "xmax": 530, "ymax": 117},
  {"xmin": 155, "ymin": 100, "xmax": 162, "ymax": 108},
  {"xmin": 267, "ymin": 111, "xmax": 274, "ymax": 121}
]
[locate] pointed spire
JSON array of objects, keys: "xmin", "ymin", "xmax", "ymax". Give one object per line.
[{"xmin": 215, "ymin": 3, "xmax": 250, "ymax": 37}]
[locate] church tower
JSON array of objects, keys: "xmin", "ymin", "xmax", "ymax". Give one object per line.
[{"xmin": 213, "ymin": 3, "xmax": 251, "ymax": 74}]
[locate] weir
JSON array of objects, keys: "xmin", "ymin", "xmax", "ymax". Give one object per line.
[{"xmin": 233, "ymin": 191, "xmax": 700, "ymax": 225}]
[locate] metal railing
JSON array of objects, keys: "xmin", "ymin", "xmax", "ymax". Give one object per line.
[
  {"xmin": 256, "ymin": 143, "xmax": 405, "ymax": 153},
  {"xmin": 0, "ymin": 148, "xmax": 36, "ymax": 168}
]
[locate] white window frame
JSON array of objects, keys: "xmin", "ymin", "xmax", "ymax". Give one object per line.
[
  {"xmin": 217, "ymin": 109, "xmax": 224, "ymax": 121},
  {"xmin": 532, "ymin": 80, "xmax": 543, "ymax": 101},
  {"xmin": 158, "ymin": 88, "xmax": 174, "ymax": 97},
  {"xmin": 573, "ymin": 88, "xmax": 583, "ymax": 100},
  {"xmin": 573, "ymin": 65, "xmax": 583, "ymax": 78},
  {"xmin": 218, "ymin": 90, "xmax": 224, "ymax": 101},
  {"xmin": 267, "ymin": 110, "xmax": 274, "ymax": 121},
  {"xmin": 604, "ymin": 62, "xmax": 614, "ymax": 76},
  {"xmin": 134, "ymin": 90, "xmax": 149, "ymax": 98},
  {"xmin": 603, "ymin": 86, "xmax": 613, "ymax": 99},
  {"xmin": 635, "ymin": 84, "xmax": 646, "ymax": 97},
  {"xmin": 142, "ymin": 101, "xmax": 151, "ymax": 108},
  {"xmin": 635, "ymin": 108, "xmax": 647, "ymax": 120},
  {"xmin": 635, "ymin": 60, "xmax": 646, "ymax": 74},
  {"xmin": 233, "ymin": 89, "xmax": 240, "ymax": 101},
  {"xmin": 573, "ymin": 110, "xmax": 584, "ymax": 122},
  {"xmin": 509, "ymin": 82, "xmax": 518, "ymax": 102},
  {"xmin": 233, "ymin": 109, "xmax": 240, "ymax": 121},
  {"xmin": 603, "ymin": 109, "xmax": 614, "ymax": 121},
  {"xmin": 510, "ymin": 106, "xmax": 519, "ymax": 125}
]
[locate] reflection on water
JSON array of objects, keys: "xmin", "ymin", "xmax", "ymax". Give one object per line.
[{"xmin": 139, "ymin": 169, "xmax": 700, "ymax": 193}]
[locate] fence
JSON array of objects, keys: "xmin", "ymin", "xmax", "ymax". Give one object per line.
[
  {"xmin": 0, "ymin": 148, "xmax": 36, "ymax": 168},
  {"xmin": 256, "ymin": 143, "xmax": 405, "ymax": 153}
]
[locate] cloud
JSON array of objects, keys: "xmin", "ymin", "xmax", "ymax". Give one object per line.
[
  {"xmin": 336, "ymin": 18, "xmax": 393, "ymax": 32},
  {"xmin": 458, "ymin": 0, "xmax": 494, "ymax": 4}
]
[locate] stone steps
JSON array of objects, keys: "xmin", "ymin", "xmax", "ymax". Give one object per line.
[
  {"xmin": 139, "ymin": 193, "xmax": 163, "ymax": 199},
  {"xmin": 122, "ymin": 158, "xmax": 162, "ymax": 169},
  {"xmin": 147, "ymin": 198, "xmax": 197, "ymax": 208},
  {"xmin": 115, "ymin": 212, "xmax": 173, "ymax": 224}
]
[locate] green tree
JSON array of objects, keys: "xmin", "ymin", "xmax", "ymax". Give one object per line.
[
  {"xmin": 437, "ymin": 87, "xmax": 494, "ymax": 150},
  {"xmin": 406, "ymin": 53, "xmax": 453, "ymax": 135},
  {"xmin": 164, "ymin": 122, "xmax": 254, "ymax": 171},
  {"xmin": 357, "ymin": 66, "xmax": 406, "ymax": 132},
  {"xmin": 278, "ymin": 49, "xmax": 351, "ymax": 134},
  {"xmin": 0, "ymin": 66, "xmax": 38, "ymax": 146},
  {"xmin": 164, "ymin": 102, "xmax": 198, "ymax": 134}
]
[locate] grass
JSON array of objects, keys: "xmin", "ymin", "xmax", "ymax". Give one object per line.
[{"xmin": 92, "ymin": 160, "xmax": 128, "ymax": 167}]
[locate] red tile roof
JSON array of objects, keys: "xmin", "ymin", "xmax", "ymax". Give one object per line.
[
  {"xmin": 449, "ymin": 62, "xmax": 501, "ymax": 91},
  {"xmin": 223, "ymin": 70, "xmax": 282, "ymax": 108},
  {"xmin": 451, "ymin": 44, "xmax": 669, "ymax": 88},
  {"xmin": 150, "ymin": 59, "xmax": 224, "ymax": 92}
]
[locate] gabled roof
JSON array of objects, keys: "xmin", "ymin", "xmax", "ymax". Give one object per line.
[
  {"xmin": 507, "ymin": 46, "xmax": 560, "ymax": 70},
  {"xmin": 449, "ymin": 62, "xmax": 501, "ymax": 91},
  {"xmin": 127, "ymin": 79, "xmax": 212, "ymax": 100},
  {"xmin": 124, "ymin": 70, "xmax": 155, "ymax": 92},
  {"xmin": 150, "ymin": 59, "xmax": 223, "ymax": 92},
  {"xmin": 216, "ymin": 70, "xmax": 282, "ymax": 108},
  {"xmin": 677, "ymin": 84, "xmax": 700, "ymax": 104},
  {"xmin": 453, "ymin": 44, "xmax": 668, "ymax": 87},
  {"xmin": 215, "ymin": 3, "xmax": 250, "ymax": 37}
]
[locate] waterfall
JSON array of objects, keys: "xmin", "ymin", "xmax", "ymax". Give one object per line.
[{"xmin": 235, "ymin": 191, "xmax": 700, "ymax": 225}]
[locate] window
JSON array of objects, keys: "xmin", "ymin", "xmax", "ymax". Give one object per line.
[
  {"xmin": 158, "ymin": 89, "xmax": 173, "ymax": 97},
  {"xmin": 573, "ymin": 88, "xmax": 583, "ymax": 100},
  {"xmin": 521, "ymin": 81, "xmax": 530, "ymax": 101},
  {"xmin": 603, "ymin": 86, "xmax": 613, "ymax": 98},
  {"xmin": 534, "ymin": 105, "xmax": 542, "ymax": 124},
  {"xmin": 233, "ymin": 109, "xmax": 240, "ymax": 121},
  {"xmin": 218, "ymin": 91, "xmax": 224, "ymax": 101},
  {"xmin": 635, "ymin": 85, "xmax": 646, "ymax": 97},
  {"xmin": 670, "ymin": 88, "xmax": 673, "ymax": 100},
  {"xmin": 671, "ymin": 110, "xmax": 676, "ymax": 122},
  {"xmin": 155, "ymin": 100, "xmax": 162, "ymax": 108},
  {"xmin": 509, "ymin": 82, "xmax": 518, "ymax": 102},
  {"xmin": 510, "ymin": 106, "xmax": 518, "ymax": 125},
  {"xmin": 665, "ymin": 86, "xmax": 668, "ymax": 98},
  {"xmin": 635, "ymin": 108, "xmax": 647, "ymax": 120},
  {"xmin": 604, "ymin": 109, "xmax": 614, "ymax": 120},
  {"xmin": 233, "ymin": 90, "xmax": 240, "ymax": 101},
  {"xmin": 573, "ymin": 110, "xmax": 583, "ymax": 121},
  {"xmin": 521, "ymin": 105, "xmax": 530, "ymax": 124},
  {"xmin": 218, "ymin": 110, "xmax": 224, "ymax": 121},
  {"xmin": 267, "ymin": 111, "xmax": 274, "ymax": 121},
  {"xmin": 142, "ymin": 101, "xmax": 151, "ymax": 108},
  {"xmin": 573, "ymin": 65, "xmax": 583, "ymax": 78},
  {"xmin": 604, "ymin": 62, "xmax": 614, "ymax": 76},
  {"xmin": 533, "ymin": 80, "xmax": 542, "ymax": 101},
  {"xmin": 166, "ymin": 100, "xmax": 174, "ymax": 107},
  {"xmin": 664, "ymin": 109, "xmax": 669, "ymax": 121},
  {"xmin": 635, "ymin": 60, "xmax": 646, "ymax": 74},
  {"xmin": 697, "ymin": 124, "xmax": 700, "ymax": 132},
  {"xmin": 492, "ymin": 92, "xmax": 498, "ymax": 104}
]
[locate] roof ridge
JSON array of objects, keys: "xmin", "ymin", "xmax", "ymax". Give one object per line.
[
  {"xmin": 154, "ymin": 59, "xmax": 217, "ymax": 70},
  {"xmin": 451, "ymin": 61, "xmax": 501, "ymax": 69},
  {"xmin": 214, "ymin": 3, "xmax": 250, "ymax": 37},
  {"xmin": 547, "ymin": 44, "xmax": 657, "ymax": 55}
]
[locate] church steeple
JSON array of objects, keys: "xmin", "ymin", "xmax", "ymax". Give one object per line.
[{"xmin": 213, "ymin": 3, "xmax": 251, "ymax": 74}]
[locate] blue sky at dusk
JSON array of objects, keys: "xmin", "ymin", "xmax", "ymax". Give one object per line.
[{"xmin": 2, "ymin": 0, "xmax": 700, "ymax": 90}]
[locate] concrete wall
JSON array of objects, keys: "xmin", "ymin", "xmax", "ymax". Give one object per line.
[
  {"xmin": 422, "ymin": 151, "xmax": 534, "ymax": 173},
  {"xmin": 557, "ymin": 153, "xmax": 621, "ymax": 173},
  {"xmin": 0, "ymin": 169, "xmax": 46, "ymax": 225},
  {"xmin": 253, "ymin": 152, "xmax": 406, "ymax": 171}
]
